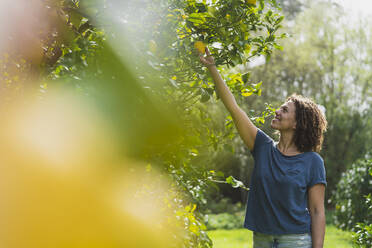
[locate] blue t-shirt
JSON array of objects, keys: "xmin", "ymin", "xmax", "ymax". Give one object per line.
[{"xmin": 244, "ymin": 129, "xmax": 327, "ymax": 235}]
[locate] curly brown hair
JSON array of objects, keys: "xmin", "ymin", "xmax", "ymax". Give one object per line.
[{"xmin": 286, "ymin": 94, "xmax": 327, "ymax": 153}]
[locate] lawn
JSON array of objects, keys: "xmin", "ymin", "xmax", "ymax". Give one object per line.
[{"xmin": 208, "ymin": 225, "xmax": 353, "ymax": 248}]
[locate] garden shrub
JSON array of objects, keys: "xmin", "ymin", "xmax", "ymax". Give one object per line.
[
  {"xmin": 352, "ymin": 221, "xmax": 372, "ymax": 248},
  {"xmin": 331, "ymin": 159, "xmax": 372, "ymax": 231},
  {"xmin": 205, "ymin": 211, "xmax": 245, "ymax": 230},
  {"xmin": 351, "ymin": 176, "xmax": 372, "ymax": 247},
  {"xmin": 205, "ymin": 198, "xmax": 244, "ymax": 214}
]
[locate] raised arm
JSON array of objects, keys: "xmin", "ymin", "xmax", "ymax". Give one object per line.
[{"xmin": 199, "ymin": 48, "xmax": 257, "ymax": 151}]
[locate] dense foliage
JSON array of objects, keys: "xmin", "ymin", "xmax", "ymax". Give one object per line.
[
  {"xmin": 352, "ymin": 212, "xmax": 372, "ymax": 247},
  {"xmin": 351, "ymin": 165, "xmax": 372, "ymax": 248},
  {"xmin": 0, "ymin": 0, "xmax": 285, "ymax": 247},
  {"xmin": 331, "ymin": 159, "xmax": 372, "ymax": 231}
]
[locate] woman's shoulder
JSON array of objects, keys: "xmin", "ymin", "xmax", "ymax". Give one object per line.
[
  {"xmin": 305, "ymin": 152, "xmax": 324, "ymax": 167},
  {"xmin": 256, "ymin": 128, "xmax": 275, "ymax": 144},
  {"xmin": 307, "ymin": 151, "xmax": 323, "ymax": 160},
  {"xmin": 251, "ymin": 129, "xmax": 275, "ymax": 156}
]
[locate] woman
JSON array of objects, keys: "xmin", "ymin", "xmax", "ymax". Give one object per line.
[{"xmin": 200, "ymin": 48, "xmax": 327, "ymax": 248}]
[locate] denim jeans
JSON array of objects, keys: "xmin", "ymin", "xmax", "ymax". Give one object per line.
[{"xmin": 253, "ymin": 231, "xmax": 312, "ymax": 248}]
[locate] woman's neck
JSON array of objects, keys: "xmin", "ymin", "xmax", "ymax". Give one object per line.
[{"xmin": 277, "ymin": 131, "xmax": 301, "ymax": 155}]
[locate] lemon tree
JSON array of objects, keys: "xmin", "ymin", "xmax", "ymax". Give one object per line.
[{"xmin": 2, "ymin": 0, "xmax": 286, "ymax": 247}]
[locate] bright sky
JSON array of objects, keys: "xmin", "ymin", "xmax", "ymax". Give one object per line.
[{"xmin": 335, "ymin": 0, "xmax": 372, "ymax": 17}]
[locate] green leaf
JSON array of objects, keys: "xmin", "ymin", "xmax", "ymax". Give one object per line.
[
  {"xmin": 253, "ymin": 81, "xmax": 262, "ymax": 89},
  {"xmin": 275, "ymin": 16, "xmax": 284, "ymax": 25},
  {"xmin": 169, "ymin": 79, "xmax": 179, "ymax": 88},
  {"xmin": 226, "ymin": 176, "xmax": 244, "ymax": 189},
  {"xmin": 273, "ymin": 43, "xmax": 283, "ymax": 50},
  {"xmin": 187, "ymin": 13, "xmax": 206, "ymax": 24},
  {"xmin": 242, "ymin": 72, "xmax": 251, "ymax": 83},
  {"xmin": 201, "ymin": 89, "xmax": 210, "ymax": 102},
  {"xmin": 241, "ymin": 88, "xmax": 253, "ymax": 97},
  {"xmin": 69, "ymin": 11, "xmax": 83, "ymax": 29}
]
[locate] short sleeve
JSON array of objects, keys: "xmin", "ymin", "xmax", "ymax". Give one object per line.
[
  {"xmin": 308, "ymin": 155, "xmax": 327, "ymax": 188},
  {"xmin": 251, "ymin": 129, "xmax": 273, "ymax": 157}
]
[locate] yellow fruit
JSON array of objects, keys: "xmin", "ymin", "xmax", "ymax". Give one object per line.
[
  {"xmin": 194, "ymin": 41, "xmax": 206, "ymax": 54},
  {"xmin": 247, "ymin": 0, "xmax": 256, "ymax": 5}
]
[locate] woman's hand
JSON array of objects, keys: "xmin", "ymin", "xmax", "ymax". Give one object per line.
[{"xmin": 199, "ymin": 47, "xmax": 216, "ymax": 68}]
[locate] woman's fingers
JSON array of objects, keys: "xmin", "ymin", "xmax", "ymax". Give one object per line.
[
  {"xmin": 205, "ymin": 47, "xmax": 211, "ymax": 56},
  {"xmin": 199, "ymin": 47, "xmax": 215, "ymax": 66},
  {"xmin": 199, "ymin": 54, "xmax": 205, "ymax": 63}
]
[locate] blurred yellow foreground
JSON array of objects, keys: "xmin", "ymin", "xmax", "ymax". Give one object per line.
[{"xmin": 0, "ymin": 91, "xmax": 180, "ymax": 248}]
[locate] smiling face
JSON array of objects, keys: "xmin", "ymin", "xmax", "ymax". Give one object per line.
[{"xmin": 271, "ymin": 101, "xmax": 297, "ymax": 131}]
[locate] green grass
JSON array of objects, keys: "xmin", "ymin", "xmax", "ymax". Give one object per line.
[{"xmin": 208, "ymin": 225, "xmax": 353, "ymax": 248}]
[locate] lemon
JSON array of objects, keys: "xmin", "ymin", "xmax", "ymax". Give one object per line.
[{"xmin": 194, "ymin": 41, "xmax": 206, "ymax": 54}]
